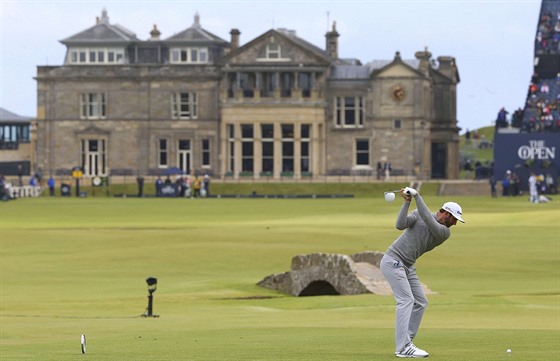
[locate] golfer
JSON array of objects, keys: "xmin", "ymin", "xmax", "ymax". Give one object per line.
[{"xmin": 380, "ymin": 187, "xmax": 464, "ymax": 358}]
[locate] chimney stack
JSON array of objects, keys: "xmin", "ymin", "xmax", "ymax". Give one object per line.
[
  {"xmin": 415, "ymin": 47, "xmax": 432, "ymax": 76},
  {"xmin": 150, "ymin": 24, "xmax": 161, "ymax": 41},
  {"xmin": 437, "ymin": 56, "xmax": 456, "ymax": 79},
  {"xmin": 230, "ymin": 28, "xmax": 241, "ymax": 50},
  {"xmin": 325, "ymin": 21, "xmax": 339, "ymax": 60}
]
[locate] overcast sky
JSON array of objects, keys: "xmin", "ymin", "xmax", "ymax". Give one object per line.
[{"xmin": 0, "ymin": 0, "xmax": 541, "ymax": 132}]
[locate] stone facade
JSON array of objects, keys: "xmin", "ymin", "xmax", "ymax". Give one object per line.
[{"xmin": 35, "ymin": 10, "xmax": 460, "ymax": 180}]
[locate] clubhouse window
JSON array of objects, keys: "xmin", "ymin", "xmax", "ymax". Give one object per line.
[
  {"xmin": 334, "ymin": 96, "xmax": 364, "ymax": 128},
  {"xmin": 80, "ymin": 93, "xmax": 106, "ymax": 119},
  {"xmin": 172, "ymin": 92, "xmax": 198, "ymax": 119},
  {"xmin": 355, "ymin": 139, "xmax": 370, "ymax": 166}
]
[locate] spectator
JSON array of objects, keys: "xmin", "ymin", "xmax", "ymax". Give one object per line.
[
  {"xmin": 472, "ymin": 130, "xmax": 480, "ymax": 148},
  {"xmin": 502, "ymin": 170, "xmax": 511, "ymax": 197},
  {"xmin": 176, "ymin": 176, "xmax": 184, "ymax": 197},
  {"xmin": 545, "ymin": 173, "xmax": 556, "ymax": 194},
  {"xmin": 496, "ymin": 107, "xmax": 509, "ymax": 128},
  {"xmin": 463, "ymin": 159, "xmax": 472, "ymax": 179},
  {"xmin": 34, "ymin": 167, "xmax": 43, "ymax": 186},
  {"xmin": 489, "ymin": 176, "xmax": 497, "ymax": 198},
  {"xmin": 479, "ymin": 135, "xmax": 490, "ymax": 149},
  {"xmin": 203, "ymin": 174, "xmax": 211, "ymax": 197},
  {"xmin": 383, "ymin": 160, "xmax": 392, "ymax": 181},
  {"xmin": 193, "ymin": 176, "xmax": 202, "ymax": 198},
  {"xmin": 184, "ymin": 174, "xmax": 191, "ymax": 197},
  {"xmin": 529, "ymin": 172, "xmax": 538, "ymax": 203},
  {"xmin": 376, "ymin": 161, "xmax": 383, "ymax": 180},
  {"xmin": 48, "ymin": 176, "xmax": 55, "ymax": 196},
  {"xmin": 137, "ymin": 176, "xmax": 144, "ymax": 197},
  {"xmin": 155, "ymin": 176, "xmax": 163, "ymax": 196},
  {"xmin": 17, "ymin": 164, "xmax": 23, "ymax": 186},
  {"xmin": 0, "ymin": 174, "xmax": 7, "ymax": 201},
  {"xmin": 510, "ymin": 172, "xmax": 520, "ymax": 196}
]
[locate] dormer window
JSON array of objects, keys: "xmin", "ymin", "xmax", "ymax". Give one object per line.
[
  {"xmin": 68, "ymin": 47, "xmax": 124, "ymax": 64},
  {"xmin": 257, "ymin": 43, "xmax": 290, "ymax": 62},
  {"xmin": 170, "ymin": 47, "xmax": 209, "ymax": 64},
  {"xmin": 266, "ymin": 44, "xmax": 280, "ymax": 59}
]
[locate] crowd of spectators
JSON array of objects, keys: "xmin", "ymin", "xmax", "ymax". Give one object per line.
[
  {"xmin": 534, "ymin": 8, "xmax": 560, "ymax": 54},
  {"xmin": 521, "ymin": 76, "xmax": 560, "ymax": 133},
  {"xmin": 496, "ymin": 2, "xmax": 560, "ymax": 134}
]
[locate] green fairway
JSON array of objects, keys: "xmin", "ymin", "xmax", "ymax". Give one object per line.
[{"xmin": 1, "ymin": 194, "xmax": 558, "ymax": 360}]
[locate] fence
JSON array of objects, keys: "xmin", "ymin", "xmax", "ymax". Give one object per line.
[{"xmin": 8, "ymin": 185, "xmax": 43, "ymax": 198}]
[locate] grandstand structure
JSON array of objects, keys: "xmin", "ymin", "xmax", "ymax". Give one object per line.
[
  {"xmin": 521, "ymin": 0, "xmax": 559, "ymax": 133},
  {"xmin": 493, "ymin": 0, "xmax": 559, "ymax": 191}
]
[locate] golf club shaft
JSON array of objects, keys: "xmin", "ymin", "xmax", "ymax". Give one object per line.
[{"xmin": 384, "ymin": 189, "xmax": 402, "ymax": 194}]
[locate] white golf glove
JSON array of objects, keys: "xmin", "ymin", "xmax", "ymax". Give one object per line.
[{"xmin": 404, "ymin": 187, "xmax": 417, "ymax": 196}]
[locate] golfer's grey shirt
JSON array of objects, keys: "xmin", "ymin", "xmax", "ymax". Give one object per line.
[{"xmin": 386, "ymin": 194, "xmax": 450, "ymax": 268}]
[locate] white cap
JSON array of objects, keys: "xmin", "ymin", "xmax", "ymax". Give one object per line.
[{"xmin": 442, "ymin": 202, "xmax": 465, "ymax": 223}]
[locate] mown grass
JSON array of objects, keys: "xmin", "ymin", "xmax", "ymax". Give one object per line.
[{"xmin": 0, "ymin": 194, "xmax": 558, "ymax": 360}]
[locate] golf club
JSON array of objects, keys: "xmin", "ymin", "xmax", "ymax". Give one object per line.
[{"xmin": 383, "ymin": 189, "xmax": 401, "ymax": 194}]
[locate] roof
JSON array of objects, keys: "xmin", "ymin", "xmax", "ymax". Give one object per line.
[
  {"xmin": 275, "ymin": 28, "xmax": 329, "ymax": 58},
  {"xmin": 60, "ymin": 9, "xmax": 140, "ymax": 44},
  {"xmin": 0, "ymin": 107, "xmax": 33, "ymax": 123},
  {"xmin": 222, "ymin": 28, "xmax": 331, "ymax": 64},
  {"xmin": 165, "ymin": 13, "xmax": 228, "ymax": 45},
  {"xmin": 330, "ymin": 59, "xmax": 422, "ymax": 80}
]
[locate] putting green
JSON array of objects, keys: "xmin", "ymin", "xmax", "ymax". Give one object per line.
[{"xmin": 0, "ymin": 195, "xmax": 558, "ymax": 360}]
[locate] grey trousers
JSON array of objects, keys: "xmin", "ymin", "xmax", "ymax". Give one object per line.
[{"xmin": 380, "ymin": 254, "xmax": 428, "ymax": 352}]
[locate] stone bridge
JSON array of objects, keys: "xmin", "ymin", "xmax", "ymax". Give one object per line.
[{"xmin": 257, "ymin": 251, "xmax": 433, "ymax": 297}]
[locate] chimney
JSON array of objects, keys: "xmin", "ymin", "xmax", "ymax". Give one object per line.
[
  {"xmin": 150, "ymin": 24, "xmax": 161, "ymax": 41},
  {"xmin": 437, "ymin": 56, "xmax": 456, "ymax": 79},
  {"xmin": 325, "ymin": 21, "xmax": 339, "ymax": 60},
  {"xmin": 96, "ymin": 16, "xmax": 100, "ymax": 24},
  {"xmin": 415, "ymin": 47, "xmax": 432, "ymax": 76},
  {"xmin": 230, "ymin": 28, "xmax": 241, "ymax": 50}
]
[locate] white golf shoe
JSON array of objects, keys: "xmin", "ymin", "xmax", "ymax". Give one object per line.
[{"xmin": 395, "ymin": 344, "xmax": 429, "ymax": 358}]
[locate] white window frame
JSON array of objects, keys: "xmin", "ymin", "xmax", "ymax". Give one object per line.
[
  {"xmin": 80, "ymin": 93, "xmax": 107, "ymax": 119},
  {"xmin": 300, "ymin": 124, "xmax": 311, "ymax": 173},
  {"xmin": 171, "ymin": 92, "xmax": 198, "ymax": 119},
  {"xmin": 334, "ymin": 96, "xmax": 364, "ymax": 128},
  {"xmin": 170, "ymin": 47, "xmax": 209, "ymax": 64},
  {"xmin": 158, "ymin": 139, "xmax": 168, "ymax": 168},
  {"xmin": 201, "ymin": 138, "xmax": 211, "ymax": 168},
  {"xmin": 69, "ymin": 47, "xmax": 124, "ymax": 64},
  {"xmin": 257, "ymin": 43, "xmax": 291, "ymax": 62},
  {"xmin": 266, "ymin": 44, "xmax": 280, "ymax": 59}
]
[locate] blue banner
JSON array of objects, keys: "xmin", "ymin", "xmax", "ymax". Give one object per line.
[{"xmin": 493, "ymin": 133, "xmax": 559, "ymax": 193}]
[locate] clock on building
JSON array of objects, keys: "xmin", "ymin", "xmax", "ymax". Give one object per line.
[{"xmin": 390, "ymin": 85, "xmax": 406, "ymax": 102}]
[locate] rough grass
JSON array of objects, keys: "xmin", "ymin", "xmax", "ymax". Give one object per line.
[{"xmin": 0, "ymin": 195, "xmax": 558, "ymax": 360}]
